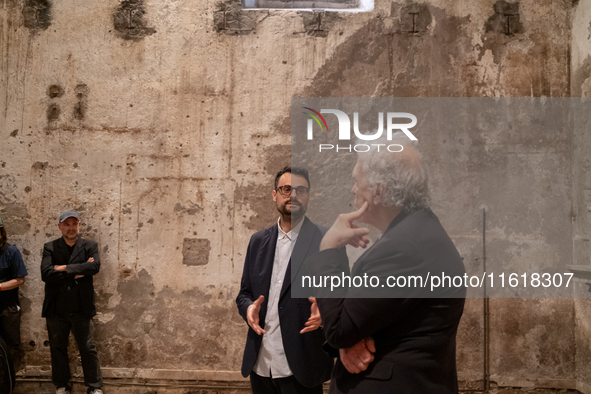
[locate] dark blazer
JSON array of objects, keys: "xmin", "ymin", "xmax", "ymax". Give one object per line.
[
  {"xmin": 236, "ymin": 217, "xmax": 334, "ymax": 388},
  {"xmin": 306, "ymin": 209, "xmax": 466, "ymax": 394},
  {"xmin": 41, "ymin": 237, "xmax": 101, "ymax": 319}
]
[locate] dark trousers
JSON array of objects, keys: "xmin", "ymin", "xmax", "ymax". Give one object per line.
[
  {"xmin": 250, "ymin": 372, "xmax": 323, "ymax": 394},
  {"xmin": 0, "ymin": 304, "xmax": 22, "ymax": 372},
  {"xmin": 46, "ymin": 314, "xmax": 102, "ymax": 390}
]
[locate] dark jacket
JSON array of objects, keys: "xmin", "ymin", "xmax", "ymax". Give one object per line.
[
  {"xmin": 0, "ymin": 243, "xmax": 28, "ymax": 308},
  {"xmin": 306, "ymin": 209, "xmax": 466, "ymax": 394},
  {"xmin": 41, "ymin": 237, "xmax": 100, "ymax": 319},
  {"xmin": 236, "ymin": 217, "xmax": 334, "ymax": 388}
]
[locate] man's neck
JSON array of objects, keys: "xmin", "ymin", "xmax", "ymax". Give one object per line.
[
  {"xmin": 374, "ymin": 207, "xmax": 403, "ymax": 233},
  {"xmin": 279, "ymin": 215, "xmax": 304, "ymax": 233},
  {"xmin": 63, "ymin": 236, "xmax": 78, "ymax": 247}
]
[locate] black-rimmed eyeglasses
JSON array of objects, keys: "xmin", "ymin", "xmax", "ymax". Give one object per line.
[{"xmin": 276, "ymin": 185, "xmax": 309, "ymax": 197}]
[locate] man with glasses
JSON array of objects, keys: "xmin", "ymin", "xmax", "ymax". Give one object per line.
[{"xmin": 236, "ymin": 166, "xmax": 335, "ymax": 394}]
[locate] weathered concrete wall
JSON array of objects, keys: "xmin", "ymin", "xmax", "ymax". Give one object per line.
[
  {"xmin": 0, "ymin": 0, "xmax": 587, "ymax": 392},
  {"xmin": 571, "ymin": 1, "xmax": 591, "ymax": 393}
]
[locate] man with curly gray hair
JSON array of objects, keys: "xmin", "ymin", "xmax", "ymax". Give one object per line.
[
  {"xmin": 355, "ymin": 132, "xmax": 430, "ymax": 214},
  {"xmin": 305, "ymin": 135, "xmax": 466, "ymax": 394}
]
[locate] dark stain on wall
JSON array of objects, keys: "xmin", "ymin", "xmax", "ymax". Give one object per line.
[
  {"xmin": 399, "ymin": 3, "xmax": 432, "ymax": 35},
  {"xmin": 576, "ymin": 299, "xmax": 591, "ymax": 388},
  {"xmin": 47, "ymin": 84, "xmax": 64, "ymax": 98},
  {"xmin": 234, "ymin": 183, "xmax": 275, "ymax": 231},
  {"xmin": 234, "ymin": 143, "xmax": 289, "ymax": 230},
  {"xmin": 47, "ymin": 103, "xmax": 60, "ymax": 122},
  {"xmin": 292, "ymin": 1, "xmax": 565, "ymax": 100},
  {"xmin": 485, "ymin": 0, "xmax": 524, "ymax": 36},
  {"xmin": 299, "ymin": 4, "xmax": 474, "ymax": 97},
  {"xmin": 97, "ymin": 269, "xmax": 242, "ymax": 369},
  {"xmin": 31, "ymin": 161, "xmax": 48, "ymax": 170},
  {"xmin": 300, "ymin": 18, "xmax": 389, "ymax": 97},
  {"xmin": 478, "ymin": 2, "xmax": 568, "ymax": 97},
  {"xmin": 122, "ymin": 202, "xmax": 132, "ymax": 215},
  {"xmin": 174, "ymin": 202, "xmax": 203, "ymax": 216},
  {"xmin": 301, "ymin": 12, "xmax": 340, "ymax": 38},
  {"xmin": 264, "ymin": 144, "xmax": 291, "ymax": 177},
  {"xmin": 73, "ymin": 84, "xmax": 89, "ymax": 120},
  {"xmin": 80, "ymin": 224, "xmax": 99, "ymax": 241},
  {"xmin": 113, "ymin": 0, "xmax": 156, "ymax": 41},
  {"xmin": 572, "ymin": 55, "xmax": 591, "ymax": 96},
  {"xmin": 119, "ymin": 267, "xmax": 132, "ymax": 279},
  {"xmin": 22, "ymin": 0, "xmax": 51, "ymax": 31},
  {"xmin": 456, "ymin": 299, "xmax": 484, "ymax": 387},
  {"xmin": 96, "ymin": 270, "xmax": 152, "ymax": 366},
  {"xmin": 479, "ymin": 3, "xmax": 523, "ymax": 64},
  {"xmin": 0, "ymin": 203, "xmax": 31, "ymax": 235},
  {"xmin": 182, "ymin": 238, "xmax": 211, "ymax": 266},
  {"xmin": 0, "ymin": 175, "xmax": 18, "ymax": 204},
  {"xmin": 214, "ymin": 1, "xmax": 268, "ymax": 35},
  {"xmin": 492, "ymin": 299, "xmax": 576, "ymax": 378}
]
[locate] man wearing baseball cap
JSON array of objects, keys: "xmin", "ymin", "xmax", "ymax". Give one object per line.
[
  {"xmin": 0, "ymin": 216, "xmax": 28, "ymax": 379},
  {"xmin": 41, "ymin": 211, "xmax": 103, "ymax": 394}
]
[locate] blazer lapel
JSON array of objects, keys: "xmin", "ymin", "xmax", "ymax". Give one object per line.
[
  {"xmin": 69, "ymin": 238, "xmax": 84, "ymax": 264},
  {"xmin": 280, "ymin": 217, "xmax": 315, "ymax": 300},
  {"xmin": 258, "ymin": 225, "xmax": 278, "ymax": 317}
]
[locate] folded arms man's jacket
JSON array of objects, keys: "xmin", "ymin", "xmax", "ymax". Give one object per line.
[{"xmin": 41, "ymin": 237, "xmax": 100, "ymax": 319}]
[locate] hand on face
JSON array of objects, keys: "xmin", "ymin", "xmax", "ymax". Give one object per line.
[{"xmin": 320, "ymin": 202, "xmax": 371, "ymax": 251}]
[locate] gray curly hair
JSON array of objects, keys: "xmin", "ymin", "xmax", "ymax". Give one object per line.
[{"xmin": 356, "ymin": 132, "xmax": 430, "ymax": 212}]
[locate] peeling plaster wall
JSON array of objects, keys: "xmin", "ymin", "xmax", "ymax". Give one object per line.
[{"xmin": 0, "ymin": 0, "xmax": 584, "ymax": 391}]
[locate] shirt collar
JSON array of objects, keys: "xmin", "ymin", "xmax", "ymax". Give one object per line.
[{"xmin": 277, "ymin": 216, "xmax": 305, "ymax": 241}]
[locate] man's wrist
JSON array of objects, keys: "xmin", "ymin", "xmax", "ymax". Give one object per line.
[{"xmin": 320, "ymin": 238, "xmax": 338, "ymax": 251}]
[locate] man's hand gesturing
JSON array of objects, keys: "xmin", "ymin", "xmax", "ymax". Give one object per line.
[
  {"xmin": 300, "ymin": 297, "xmax": 321, "ymax": 334},
  {"xmin": 246, "ymin": 295, "xmax": 266, "ymax": 335}
]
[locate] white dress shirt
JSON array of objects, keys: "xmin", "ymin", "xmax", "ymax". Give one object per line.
[{"xmin": 253, "ymin": 217, "xmax": 304, "ymax": 378}]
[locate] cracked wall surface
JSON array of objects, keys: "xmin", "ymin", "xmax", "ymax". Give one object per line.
[{"xmin": 0, "ymin": 0, "xmax": 588, "ymax": 392}]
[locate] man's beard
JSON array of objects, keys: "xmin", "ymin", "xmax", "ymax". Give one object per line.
[
  {"xmin": 278, "ymin": 200, "xmax": 306, "ymax": 221},
  {"xmin": 64, "ymin": 231, "xmax": 78, "ymax": 240}
]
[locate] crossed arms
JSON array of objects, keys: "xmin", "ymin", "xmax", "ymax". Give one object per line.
[{"xmin": 41, "ymin": 241, "xmax": 100, "ymax": 285}]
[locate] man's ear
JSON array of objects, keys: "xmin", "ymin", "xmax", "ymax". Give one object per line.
[
  {"xmin": 272, "ymin": 190, "xmax": 277, "ymax": 202},
  {"xmin": 373, "ymin": 184, "xmax": 385, "ymax": 205}
]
